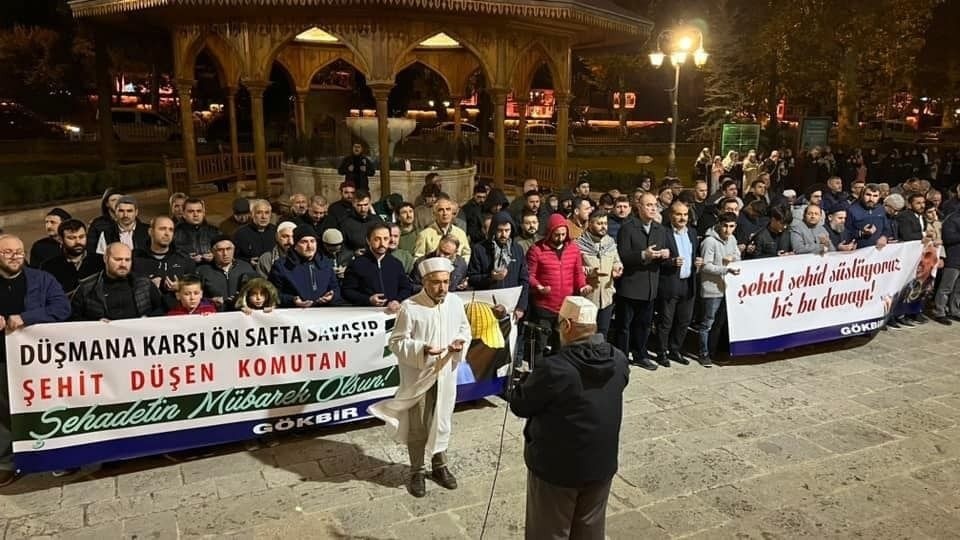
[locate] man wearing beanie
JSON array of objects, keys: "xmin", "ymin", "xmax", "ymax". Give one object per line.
[
  {"xmin": 219, "ymin": 198, "xmax": 251, "ymax": 238},
  {"xmin": 268, "ymin": 225, "xmax": 341, "ymax": 308},
  {"xmin": 511, "ymin": 296, "xmax": 629, "ymax": 540},
  {"xmin": 196, "ymin": 235, "xmax": 257, "ymax": 311},
  {"xmin": 29, "ymin": 207, "xmax": 71, "ymax": 268}
]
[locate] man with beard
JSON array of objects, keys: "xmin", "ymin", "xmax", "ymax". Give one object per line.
[
  {"xmin": 575, "ymin": 210, "xmax": 622, "ymax": 336},
  {"xmin": 341, "ymin": 223, "xmax": 413, "ymax": 311},
  {"xmin": 287, "ymin": 193, "xmax": 309, "ymax": 221},
  {"xmin": 613, "ymin": 193, "xmax": 668, "ymax": 371},
  {"xmin": 607, "ymin": 196, "xmax": 632, "ymax": 241},
  {"xmin": 825, "ymin": 208, "xmax": 857, "ymax": 251},
  {"xmin": 0, "ymin": 234, "xmax": 71, "ymax": 486},
  {"xmin": 516, "ymin": 210, "xmax": 542, "ymax": 255},
  {"xmin": 845, "ymin": 183, "xmax": 892, "ymax": 249},
  {"xmin": 97, "ymin": 196, "xmax": 150, "ymax": 254},
  {"xmin": 338, "ymin": 143, "xmax": 375, "ymax": 191},
  {"xmin": 219, "ymin": 198, "xmax": 251, "ymax": 238},
  {"xmin": 72, "ymin": 242, "xmax": 164, "ymax": 320},
  {"xmin": 327, "ymin": 181, "xmax": 357, "ymax": 225},
  {"xmin": 527, "ymin": 214, "xmax": 590, "ymax": 360},
  {"xmin": 174, "ymin": 198, "xmax": 220, "ymax": 263},
  {"xmin": 339, "ymin": 190, "xmax": 384, "ymax": 252},
  {"xmin": 656, "ymin": 202, "xmax": 700, "ymax": 366},
  {"xmin": 297, "ymin": 195, "xmax": 328, "ymax": 230},
  {"xmin": 565, "ymin": 198, "xmax": 593, "ymax": 240},
  {"xmin": 233, "ymin": 199, "xmax": 277, "ymax": 264},
  {"xmin": 512, "ymin": 189, "xmax": 550, "ymax": 236},
  {"xmin": 255, "ymin": 221, "xmax": 297, "ymax": 277},
  {"xmin": 197, "ymin": 236, "xmax": 258, "ymax": 311},
  {"xmin": 698, "ymin": 197, "xmax": 741, "ymax": 238},
  {"xmin": 368, "ymin": 256, "xmax": 471, "ymax": 498},
  {"xmin": 169, "ymin": 192, "xmax": 187, "ymax": 225},
  {"xmin": 133, "ymin": 216, "xmax": 196, "ymax": 310},
  {"xmin": 822, "ymin": 176, "xmax": 849, "ymax": 215},
  {"xmin": 29, "ymin": 208, "xmax": 71, "ymax": 268},
  {"xmin": 41, "ymin": 219, "xmax": 103, "ymax": 295},
  {"xmin": 467, "ymin": 211, "xmax": 529, "ymax": 321},
  {"xmin": 320, "ymin": 229, "xmax": 354, "ymax": 281},
  {"xmin": 396, "ymin": 202, "xmax": 420, "ymax": 253},
  {"xmin": 791, "ymin": 205, "xmax": 835, "ymax": 255},
  {"xmin": 388, "ymin": 223, "xmax": 415, "ymax": 273},
  {"xmin": 269, "ymin": 225, "xmax": 341, "ymax": 308},
  {"xmin": 461, "ymin": 184, "xmax": 489, "ymax": 244},
  {"xmin": 508, "ymin": 178, "xmax": 541, "ymax": 220}
]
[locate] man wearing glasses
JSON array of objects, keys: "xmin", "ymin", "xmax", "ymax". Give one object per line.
[{"xmin": 0, "ymin": 235, "xmax": 71, "ymax": 486}]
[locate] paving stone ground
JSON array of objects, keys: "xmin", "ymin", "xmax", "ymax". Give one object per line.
[{"xmin": 2, "ymin": 323, "xmax": 960, "ymax": 539}]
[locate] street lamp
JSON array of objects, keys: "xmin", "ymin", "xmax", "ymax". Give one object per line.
[{"xmin": 649, "ymin": 26, "xmax": 707, "ymax": 177}]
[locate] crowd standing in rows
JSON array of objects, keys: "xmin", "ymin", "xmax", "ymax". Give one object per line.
[{"xmin": 2, "ymin": 143, "xmax": 959, "ymax": 486}]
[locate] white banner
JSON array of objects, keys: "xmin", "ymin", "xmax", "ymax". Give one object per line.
[{"xmin": 724, "ymin": 241, "xmax": 925, "ymax": 354}]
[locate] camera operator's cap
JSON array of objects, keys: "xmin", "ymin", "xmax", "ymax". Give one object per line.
[
  {"xmin": 418, "ymin": 256, "xmax": 454, "ymax": 278},
  {"xmin": 321, "ymin": 229, "xmax": 343, "ymax": 245},
  {"xmin": 558, "ymin": 296, "xmax": 598, "ymax": 325}
]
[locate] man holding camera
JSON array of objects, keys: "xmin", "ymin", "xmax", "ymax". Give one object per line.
[{"xmin": 510, "ymin": 296, "xmax": 629, "ymax": 540}]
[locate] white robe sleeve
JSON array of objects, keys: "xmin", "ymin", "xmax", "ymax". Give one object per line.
[{"xmin": 388, "ymin": 304, "xmax": 427, "ymax": 369}]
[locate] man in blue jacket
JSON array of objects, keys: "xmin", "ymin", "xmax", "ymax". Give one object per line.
[
  {"xmin": 0, "ymin": 234, "xmax": 71, "ymax": 486},
  {"xmin": 466, "ymin": 211, "xmax": 529, "ymax": 320},
  {"xmin": 269, "ymin": 225, "xmax": 341, "ymax": 308},
  {"xmin": 510, "ymin": 296, "xmax": 629, "ymax": 540},
  {"xmin": 845, "ymin": 183, "xmax": 892, "ymax": 249},
  {"xmin": 341, "ymin": 223, "xmax": 414, "ymax": 312}
]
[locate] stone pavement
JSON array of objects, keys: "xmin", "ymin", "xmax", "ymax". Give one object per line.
[{"xmin": 2, "ymin": 323, "xmax": 960, "ymax": 539}]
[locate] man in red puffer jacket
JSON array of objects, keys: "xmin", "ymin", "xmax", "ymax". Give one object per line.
[{"xmin": 526, "ymin": 214, "xmax": 592, "ymax": 361}]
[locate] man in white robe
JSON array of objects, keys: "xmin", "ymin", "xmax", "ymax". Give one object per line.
[{"xmin": 368, "ymin": 256, "xmax": 472, "ymax": 497}]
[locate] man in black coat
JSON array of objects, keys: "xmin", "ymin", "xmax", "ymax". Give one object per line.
[
  {"xmin": 341, "ymin": 223, "xmax": 413, "ymax": 311},
  {"xmin": 461, "ymin": 184, "xmax": 489, "ymax": 245},
  {"xmin": 656, "ymin": 201, "xmax": 700, "ymax": 367},
  {"xmin": 133, "ymin": 216, "xmax": 196, "ymax": 310},
  {"xmin": 896, "ymin": 192, "xmax": 928, "ymax": 242},
  {"xmin": 466, "ymin": 211, "xmax": 529, "ymax": 320},
  {"xmin": 40, "ymin": 219, "xmax": 103, "ymax": 296},
  {"xmin": 96, "ymin": 195, "xmax": 150, "ymax": 254},
  {"xmin": 510, "ymin": 296, "xmax": 629, "ymax": 540},
  {"xmin": 233, "ymin": 199, "xmax": 277, "ymax": 264},
  {"xmin": 173, "ymin": 197, "xmax": 221, "ymax": 263},
  {"xmin": 612, "ymin": 193, "xmax": 669, "ymax": 371},
  {"xmin": 337, "ymin": 143, "xmax": 375, "ymax": 192},
  {"xmin": 338, "ymin": 190, "xmax": 384, "ymax": 252}
]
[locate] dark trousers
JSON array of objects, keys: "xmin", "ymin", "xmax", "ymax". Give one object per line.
[
  {"xmin": 596, "ymin": 304, "xmax": 614, "ymax": 337},
  {"xmin": 656, "ymin": 292, "xmax": 696, "ymax": 354},
  {"xmin": 525, "ymin": 470, "xmax": 612, "ymax": 540},
  {"xmin": 527, "ymin": 305, "xmax": 560, "ymax": 366},
  {"xmin": 611, "ymin": 295, "xmax": 655, "ymax": 361}
]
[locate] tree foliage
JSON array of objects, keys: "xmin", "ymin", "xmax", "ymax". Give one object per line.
[{"xmin": 0, "ymin": 25, "xmax": 92, "ymax": 114}]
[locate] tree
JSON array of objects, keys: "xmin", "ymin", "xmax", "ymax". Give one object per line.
[{"xmin": 0, "ymin": 25, "xmax": 92, "ymax": 115}]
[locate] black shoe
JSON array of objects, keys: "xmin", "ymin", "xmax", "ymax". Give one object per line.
[
  {"xmin": 933, "ymin": 315, "xmax": 953, "ymax": 325},
  {"xmin": 654, "ymin": 352, "xmax": 671, "ymax": 368},
  {"xmin": 912, "ymin": 313, "xmax": 929, "ymax": 324},
  {"xmin": 949, "ymin": 314, "xmax": 960, "ymax": 323},
  {"xmin": 698, "ymin": 354, "xmax": 714, "ymax": 368},
  {"xmin": 407, "ymin": 471, "xmax": 427, "ymax": 497},
  {"xmin": 631, "ymin": 356, "xmax": 659, "ymax": 371},
  {"xmin": 668, "ymin": 351, "xmax": 690, "ymax": 365},
  {"xmin": 887, "ymin": 319, "xmax": 903, "ymax": 330},
  {"xmin": 897, "ymin": 316, "xmax": 917, "ymax": 328},
  {"xmin": 430, "ymin": 466, "xmax": 458, "ymax": 490}
]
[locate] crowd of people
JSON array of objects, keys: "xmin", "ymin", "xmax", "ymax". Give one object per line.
[{"xmin": 2, "ymin": 142, "xmax": 959, "ymax": 484}]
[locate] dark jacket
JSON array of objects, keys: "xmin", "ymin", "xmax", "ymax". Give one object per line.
[
  {"xmin": 196, "ymin": 260, "xmax": 258, "ymax": 308},
  {"xmin": 467, "ymin": 213, "xmax": 530, "ymax": 312},
  {"xmin": 846, "ymin": 201, "xmax": 894, "ymax": 247},
  {"xmin": 510, "ymin": 334, "xmax": 629, "ymax": 488},
  {"xmin": 338, "ymin": 211, "xmax": 384, "ymax": 252},
  {"xmin": 100, "ymin": 221, "xmax": 151, "ymax": 253},
  {"xmin": 133, "ymin": 248, "xmax": 197, "ymax": 310},
  {"xmin": 341, "ymin": 251, "xmax": 414, "ymax": 306},
  {"xmin": 0, "ymin": 268, "xmax": 71, "ymax": 364},
  {"xmin": 174, "ymin": 222, "xmax": 221, "ymax": 257},
  {"xmin": 942, "ymin": 212, "xmax": 960, "ymax": 269},
  {"xmin": 751, "ymin": 227, "xmax": 792, "ymax": 258},
  {"xmin": 616, "ymin": 217, "xmax": 666, "ymax": 301},
  {"xmin": 71, "ymin": 271, "xmax": 164, "ymax": 320},
  {"xmin": 337, "ymin": 154, "xmax": 375, "ymax": 191},
  {"xmin": 29, "ymin": 237, "xmax": 61, "ymax": 268},
  {"xmin": 40, "ymin": 252, "xmax": 104, "ymax": 296},
  {"xmin": 461, "ymin": 198, "xmax": 487, "ymax": 245},
  {"xmin": 233, "ymin": 223, "xmax": 277, "ymax": 262},
  {"xmin": 895, "ymin": 211, "xmax": 926, "ymax": 242},
  {"xmin": 411, "ymin": 253, "xmax": 469, "ymax": 291},
  {"xmin": 658, "ymin": 226, "xmax": 699, "ymax": 299},
  {"xmin": 269, "ymin": 252, "xmax": 342, "ymax": 307}
]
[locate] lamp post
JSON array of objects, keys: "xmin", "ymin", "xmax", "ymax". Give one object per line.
[{"xmin": 649, "ymin": 27, "xmax": 707, "ymax": 177}]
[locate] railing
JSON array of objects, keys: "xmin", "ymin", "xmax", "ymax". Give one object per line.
[
  {"xmin": 164, "ymin": 151, "xmax": 284, "ymax": 192},
  {"xmin": 474, "ymin": 157, "xmax": 579, "ymax": 191}
]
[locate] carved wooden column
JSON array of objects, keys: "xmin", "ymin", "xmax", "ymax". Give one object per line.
[
  {"xmin": 174, "ymin": 78, "xmax": 198, "ymax": 195},
  {"xmin": 295, "ymin": 89, "xmax": 309, "ymax": 137},
  {"xmin": 490, "ymin": 88, "xmax": 508, "ymax": 189},
  {"xmin": 370, "ymin": 83, "xmax": 394, "ymax": 196},
  {"xmin": 245, "ymin": 80, "xmax": 271, "ymax": 198},
  {"xmin": 516, "ymin": 97, "xmax": 529, "ymax": 179},
  {"xmin": 224, "ymin": 86, "xmax": 242, "ymax": 185},
  {"xmin": 554, "ymin": 91, "xmax": 572, "ymax": 188}
]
